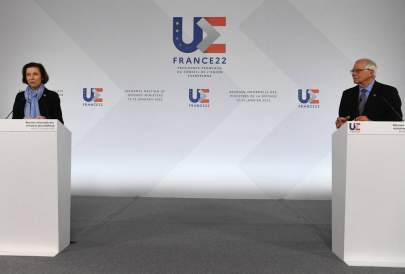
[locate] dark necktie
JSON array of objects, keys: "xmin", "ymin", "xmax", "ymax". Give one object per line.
[{"xmin": 358, "ymin": 89, "xmax": 368, "ymax": 115}]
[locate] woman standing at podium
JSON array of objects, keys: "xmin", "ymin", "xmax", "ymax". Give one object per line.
[{"xmin": 12, "ymin": 62, "xmax": 64, "ymax": 124}]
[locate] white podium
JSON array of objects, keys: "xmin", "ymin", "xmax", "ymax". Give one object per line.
[
  {"xmin": 332, "ymin": 121, "xmax": 405, "ymax": 267},
  {"xmin": 0, "ymin": 119, "xmax": 71, "ymax": 256}
]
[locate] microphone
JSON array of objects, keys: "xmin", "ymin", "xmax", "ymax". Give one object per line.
[
  {"xmin": 380, "ymin": 95, "xmax": 403, "ymax": 121},
  {"xmin": 4, "ymin": 110, "xmax": 13, "ymax": 119}
]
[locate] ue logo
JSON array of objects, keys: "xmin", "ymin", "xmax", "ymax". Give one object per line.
[
  {"xmin": 83, "ymin": 88, "xmax": 103, "ymax": 103},
  {"xmin": 189, "ymin": 88, "xmax": 209, "ymax": 104},
  {"xmin": 349, "ymin": 122, "xmax": 361, "ymax": 132},
  {"xmin": 173, "ymin": 17, "xmax": 226, "ymax": 53},
  {"xmin": 298, "ymin": 89, "xmax": 319, "ymax": 104}
]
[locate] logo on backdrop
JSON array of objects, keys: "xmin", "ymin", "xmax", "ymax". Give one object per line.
[
  {"xmin": 189, "ymin": 88, "xmax": 210, "ymax": 108},
  {"xmin": 172, "ymin": 17, "xmax": 227, "ymax": 78},
  {"xmin": 83, "ymin": 88, "xmax": 103, "ymax": 106},
  {"xmin": 348, "ymin": 122, "xmax": 361, "ymax": 132},
  {"xmin": 173, "ymin": 17, "xmax": 226, "ymax": 53},
  {"xmin": 298, "ymin": 89, "xmax": 320, "ymax": 108}
]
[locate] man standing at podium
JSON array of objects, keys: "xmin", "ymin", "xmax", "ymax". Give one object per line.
[{"xmin": 335, "ymin": 58, "xmax": 402, "ymax": 128}]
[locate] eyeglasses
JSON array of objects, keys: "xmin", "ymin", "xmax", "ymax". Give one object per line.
[{"xmin": 350, "ymin": 68, "xmax": 372, "ymax": 73}]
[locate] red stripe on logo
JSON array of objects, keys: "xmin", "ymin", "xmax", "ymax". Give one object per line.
[
  {"xmin": 204, "ymin": 44, "xmax": 226, "ymax": 53},
  {"xmin": 204, "ymin": 17, "xmax": 226, "ymax": 26}
]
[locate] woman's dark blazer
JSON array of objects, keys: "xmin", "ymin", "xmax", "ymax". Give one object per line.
[{"xmin": 12, "ymin": 88, "xmax": 64, "ymax": 124}]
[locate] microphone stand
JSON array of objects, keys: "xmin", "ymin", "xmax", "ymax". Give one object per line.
[{"xmin": 4, "ymin": 110, "xmax": 13, "ymax": 119}]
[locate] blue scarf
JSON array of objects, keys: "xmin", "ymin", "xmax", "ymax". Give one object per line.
[{"xmin": 24, "ymin": 84, "xmax": 45, "ymax": 118}]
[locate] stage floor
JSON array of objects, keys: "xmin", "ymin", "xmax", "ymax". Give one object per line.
[{"xmin": 0, "ymin": 197, "xmax": 403, "ymax": 274}]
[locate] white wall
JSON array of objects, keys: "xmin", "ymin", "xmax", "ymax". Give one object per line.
[{"xmin": 1, "ymin": 0, "xmax": 404, "ymax": 199}]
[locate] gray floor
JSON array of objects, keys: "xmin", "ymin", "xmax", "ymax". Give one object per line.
[{"xmin": 1, "ymin": 197, "xmax": 404, "ymax": 274}]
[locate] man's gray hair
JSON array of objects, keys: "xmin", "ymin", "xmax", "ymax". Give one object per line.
[{"xmin": 357, "ymin": 58, "xmax": 378, "ymax": 72}]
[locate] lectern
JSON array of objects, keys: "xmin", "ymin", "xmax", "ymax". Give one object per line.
[
  {"xmin": 0, "ymin": 119, "xmax": 71, "ymax": 256},
  {"xmin": 332, "ymin": 121, "xmax": 405, "ymax": 267}
]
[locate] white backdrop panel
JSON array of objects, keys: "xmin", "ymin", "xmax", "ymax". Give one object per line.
[{"xmin": 0, "ymin": 0, "xmax": 404, "ymax": 199}]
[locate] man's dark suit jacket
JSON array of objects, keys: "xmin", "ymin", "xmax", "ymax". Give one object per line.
[
  {"xmin": 12, "ymin": 88, "xmax": 64, "ymax": 124},
  {"xmin": 339, "ymin": 81, "xmax": 403, "ymax": 121}
]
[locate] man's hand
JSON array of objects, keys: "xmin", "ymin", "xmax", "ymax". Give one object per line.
[
  {"xmin": 36, "ymin": 116, "xmax": 47, "ymax": 119},
  {"xmin": 355, "ymin": 115, "xmax": 369, "ymax": 121},
  {"xmin": 335, "ymin": 116, "xmax": 349, "ymax": 129}
]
